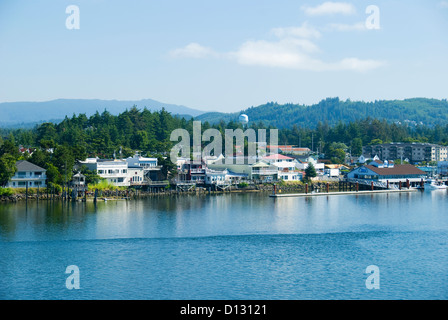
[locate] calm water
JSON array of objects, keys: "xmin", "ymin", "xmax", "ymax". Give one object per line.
[{"xmin": 0, "ymin": 190, "xmax": 447, "ymax": 300}]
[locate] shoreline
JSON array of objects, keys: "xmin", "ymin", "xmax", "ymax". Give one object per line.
[{"xmin": 0, "ymin": 182, "xmax": 341, "ymax": 202}]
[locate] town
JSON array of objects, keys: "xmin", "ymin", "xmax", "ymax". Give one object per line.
[{"xmin": 1, "ymin": 139, "xmax": 447, "ymax": 201}]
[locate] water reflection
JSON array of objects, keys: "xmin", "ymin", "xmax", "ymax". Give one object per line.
[{"xmin": 1, "ymin": 191, "xmax": 447, "ymax": 243}]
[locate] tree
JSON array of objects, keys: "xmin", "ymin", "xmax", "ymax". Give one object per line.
[
  {"xmin": 0, "ymin": 154, "xmax": 17, "ymax": 187},
  {"xmin": 305, "ymin": 162, "xmax": 317, "ymax": 180},
  {"xmin": 351, "ymin": 138, "xmax": 363, "ymax": 157}
]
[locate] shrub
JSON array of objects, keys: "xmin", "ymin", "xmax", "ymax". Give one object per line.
[
  {"xmin": 0, "ymin": 187, "xmax": 14, "ymax": 197},
  {"xmin": 238, "ymin": 182, "xmax": 249, "ymax": 188}
]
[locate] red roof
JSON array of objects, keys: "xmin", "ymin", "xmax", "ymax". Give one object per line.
[
  {"xmin": 365, "ymin": 164, "xmax": 425, "ymax": 176},
  {"xmin": 263, "ymin": 154, "xmax": 294, "ymax": 160}
]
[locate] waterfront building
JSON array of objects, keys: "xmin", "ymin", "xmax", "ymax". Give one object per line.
[
  {"xmin": 80, "ymin": 158, "xmax": 130, "ymax": 187},
  {"xmin": 347, "ymin": 160, "xmax": 426, "ymax": 187},
  {"xmin": 363, "ymin": 143, "xmax": 448, "ymax": 164},
  {"xmin": 438, "ymin": 161, "xmax": 448, "ymax": 176},
  {"xmin": 6, "ymin": 160, "xmax": 47, "ymax": 188},
  {"xmin": 70, "ymin": 172, "xmax": 87, "ymax": 191},
  {"xmin": 126, "ymin": 153, "xmax": 163, "ymax": 181}
]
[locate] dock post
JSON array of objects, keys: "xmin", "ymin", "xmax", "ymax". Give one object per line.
[
  {"xmin": 305, "ymin": 183, "xmax": 308, "ymax": 194},
  {"xmin": 371, "ymin": 181, "xmax": 374, "ymax": 191},
  {"xmin": 399, "ymin": 181, "xmax": 402, "ymax": 190},
  {"xmin": 326, "ymin": 183, "xmax": 329, "ymax": 193},
  {"xmin": 420, "ymin": 178, "xmax": 424, "ymax": 189},
  {"xmin": 387, "ymin": 180, "xmax": 389, "ymax": 189},
  {"xmin": 273, "ymin": 184, "xmax": 276, "ymax": 195},
  {"xmin": 406, "ymin": 179, "xmax": 410, "ymax": 189},
  {"xmin": 356, "ymin": 182, "xmax": 359, "ymax": 192}
]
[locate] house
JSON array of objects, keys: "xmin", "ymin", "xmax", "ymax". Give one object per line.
[
  {"xmin": 126, "ymin": 153, "xmax": 163, "ymax": 181},
  {"xmin": 251, "ymin": 161, "xmax": 278, "ymax": 182},
  {"xmin": 6, "ymin": 160, "xmax": 47, "ymax": 188},
  {"xmin": 79, "ymin": 158, "xmax": 130, "ymax": 187},
  {"xmin": 70, "ymin": 172, "xmax": 87, "ymax": 191},
  {"xmin": 295, "ymin": 157, "xmax": 325, "ymax": 173},
  {"xmin": 177, "ymin": 159, "xmax": 207, "ymax": 184}
]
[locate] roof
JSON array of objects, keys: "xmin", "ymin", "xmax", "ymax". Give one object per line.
[
  {"xmin": 364, "ymin": 164, "xmax": 425, "ymax": 176},
  {"xmin": 252, "ymin": 161, "xmax": 270, "ymax": 168},
  {"xmin": 263, "ymin": 154, "xmax": 294, "ymax": 160},
  {"xmin": 16, "ymin": 160, "xmax": 46, "ymax": 172}
]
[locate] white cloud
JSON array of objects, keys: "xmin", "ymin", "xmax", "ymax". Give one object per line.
[
  {"xmin": 328, "ymin": 22, "xmax": 367, "ymax": 31},
  {"xmin": 169, "ymin": 43, "xmax": 217, "ymax": 59},
  {"xmin": 271, "ymin": 23, "xmax": 321, "ymax": 39},
  {"xmin": 302, "ymin": 2, "xmax": 356, "ymax": 16},
  {"xmin": 169, "ymin": 21, "xmax": 385, "ymax": 72},
  {"xmin": 229, "ymin": 38, "xmax": 384, "ymax": 72},
  {"xmin": 439, "ymin": 1, "xmax": 448, "ymax": 8}
]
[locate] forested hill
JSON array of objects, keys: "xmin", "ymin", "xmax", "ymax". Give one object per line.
[{"xmin": 196, "ymin": 98, "xmax": 448, "ymax": 128}]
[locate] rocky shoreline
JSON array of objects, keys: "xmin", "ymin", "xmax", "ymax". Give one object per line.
[{"xmin": 0, "ymin": 182, "xmax": 340, "ymax": 202}]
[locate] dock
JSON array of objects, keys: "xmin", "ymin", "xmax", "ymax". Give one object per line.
[{"xmin": 269, "ymin": 188, "xmax": 419, "ymax": 198}]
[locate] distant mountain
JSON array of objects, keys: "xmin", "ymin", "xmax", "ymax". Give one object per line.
[
  {"xmin": 0, "ymin": 98, "xmax": 204, "ymax": 127},
  {"xmin": 195, "ymin": 97, "xmax": 448, "ymax": 128}
]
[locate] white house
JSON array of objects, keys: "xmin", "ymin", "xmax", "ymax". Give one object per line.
[
  {"xmin": 7, "ymin": 160, "xmax": 47, "ymax": 188},
  {"xmin": 295, "ymin": 157, "xmax": 325, "ymax": 173},
  {"xmin": 80, "ymin": 158, "xmax": 130, "ymax": 187}
]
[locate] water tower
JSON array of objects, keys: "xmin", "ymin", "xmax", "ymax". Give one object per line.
[{"xmin": 239, "ymin": 114, "xmax": 249, "ymax": 128}]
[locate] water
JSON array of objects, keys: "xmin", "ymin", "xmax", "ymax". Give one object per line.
[{"xmin": 0, "ymin": 191, "xmax": 447, "ymax": 300}]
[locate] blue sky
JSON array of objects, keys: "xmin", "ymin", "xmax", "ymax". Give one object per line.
[{"xmin": 0, "ymin": 0, "xmax": 447, "ymax": 112}]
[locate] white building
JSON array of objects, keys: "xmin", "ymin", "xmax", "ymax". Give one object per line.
[
  {"xmin": 295, "ymin": 157, "xmax": 325, "ymax": 173},
  {"xmin": 7, "ymin": 160, "xmax": 47, "ymax": 188},
  {"xmin": 80, "ymin": 158, "xmax": 132, "ymax": 187}
]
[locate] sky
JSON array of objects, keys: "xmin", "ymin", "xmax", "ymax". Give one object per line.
[{"xmin": 0, "ymin": 0, "xmax": 447, "ymax": 113}]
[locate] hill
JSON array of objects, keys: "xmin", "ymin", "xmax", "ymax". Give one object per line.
[
  {"xmin": 0, "ymin": 98, "xmax": 204, "ymax": 127},
  {"xmin": 195, "ymin": 97, "xmax": 448, "ymax": 128}
]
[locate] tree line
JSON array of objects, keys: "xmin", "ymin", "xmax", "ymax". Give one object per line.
[{"xmin": 1, "ymin": 106, "xmax": 448, "ymax": 188}]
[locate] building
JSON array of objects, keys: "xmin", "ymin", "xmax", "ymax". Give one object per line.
[
  {"xmin": 7, "ymin": 160, "xmax": 47, "ymax": 188},
  {"xmin": 126, "ymin": 154, "xmax": 163, "ymax": 181},
  {"xmin": 347, "ymin": 160, "xmax": 426, "ymax": 187},
  {"xmin": 267, "ymin": 145, "xmax": 311, "ymax": 156},
  {"xmin": 80, "ymin": 158, "xmax": 130, "ymax": 187},
  {"xmin": 295, "ymin": 157, "xmax": 325, "ymax": 173},
  {"xmin": 363, "ymin": 143, "xmax": 448, "ymax": 164},
  {"xmin": 70, "ymin": 172, "xmax": 87, "ymax": 191},
  {"xmin": 438, "ymin": 161, "xmax": 448, "ymax": 176}
]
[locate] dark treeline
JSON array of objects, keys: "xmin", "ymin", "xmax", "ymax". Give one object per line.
[{"xmin": 1, "ymin": 106, "xmax": 448, "ymax": 187}]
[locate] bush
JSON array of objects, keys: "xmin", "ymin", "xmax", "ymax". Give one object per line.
[
  {"xmin": 238, "ymin": 182, "xmax": 249, "ymax": 188},
  {"xmin": 89, "ymin": 179, "xmax": 118, "ymax": 191},
  {"xmin": 0, "ymin": 187, "xmax": 14, "ymax": 196}
]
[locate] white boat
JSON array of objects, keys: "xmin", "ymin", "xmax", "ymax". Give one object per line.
[{"xmin": 424, "ymin": 179, "xmax": 447, "ymax": 190}]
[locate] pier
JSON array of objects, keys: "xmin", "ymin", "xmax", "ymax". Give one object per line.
[{"xmin": 269, "ymin": 187, "xmax": 419, "ymax": 198}]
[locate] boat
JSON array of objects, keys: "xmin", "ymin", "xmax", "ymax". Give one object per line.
[{"xmin": 424, "ymin": 179, "xmax": 447, "ymax": 190}]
